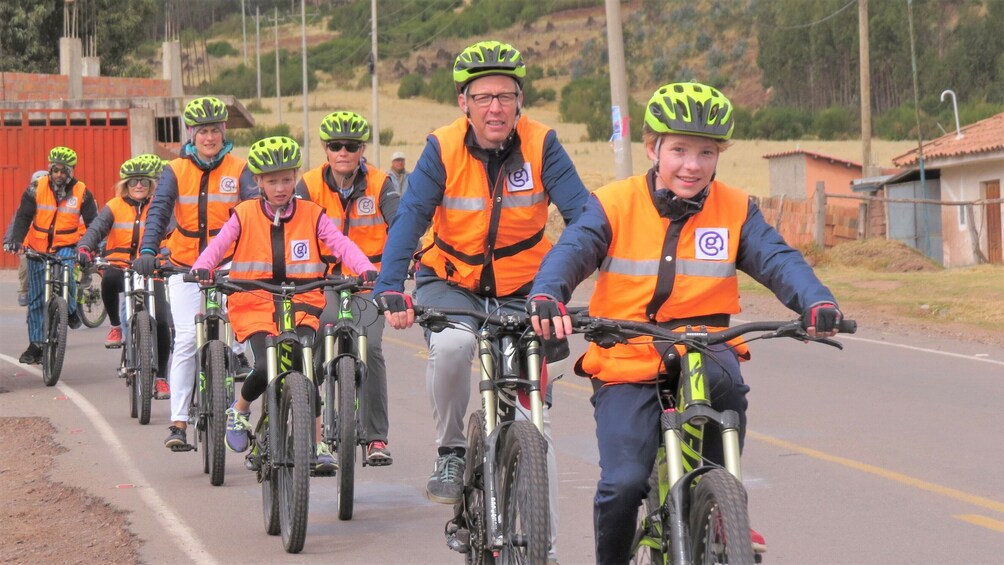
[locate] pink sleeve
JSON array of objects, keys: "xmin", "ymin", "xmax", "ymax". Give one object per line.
[
  {"xmin": 191, "ymin": 214, "xmax": 241, "ymax": 271},
  {"xmin": 317, "ymin": 214, "xmax": 377, "ymax": 274}
]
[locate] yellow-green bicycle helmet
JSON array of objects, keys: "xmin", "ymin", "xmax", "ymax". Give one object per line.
[
  {"xmin": 183, "ymin": 96, "xmax": 229, "ymax": 127},
  {"xmin": 246, "ymin": 136, "xmax": 302, "ymax": 175},
  {"xmin": 452, "ymin": 40, "xmax": 526, "ymax": 93},
  {"xmin": 120, "ymin": 154, "xmax": 164, "ymax": 179},
  {"xmin": 319, "ymin": 111, "xmax": 370, "ymax": 142},
  {"xmin": 48, "ymin": 146, "xmax": 78, "ymax": 167},
  {"xmin": 645, "ymin": 82, "xmax": 735, "ymax": 141}
]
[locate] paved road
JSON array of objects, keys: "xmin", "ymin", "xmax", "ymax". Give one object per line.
[{"xmin": 1, "ymin": 272, "xmax": 1003, "ymax": 564}]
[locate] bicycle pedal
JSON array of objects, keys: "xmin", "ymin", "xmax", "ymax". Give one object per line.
[
  {"xmin": 170, "ymin": 443, "xmax": 195, "ymax": 452},
  {"xmin": 363, "ymin": 457, "xmax": 393, "ymax": 467},
  {"xmin": 445, "ymin": 522, "xmax": 470, "ymax": 554},
  {"xmin": 105, "ymin": 344, "xmax": 123, "ymax": 349},
  {"xmin": 310, "ymin": 467, "xmax": 337, "ymax": 477}
]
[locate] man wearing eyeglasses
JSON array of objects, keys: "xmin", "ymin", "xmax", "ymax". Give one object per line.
[
  {"xmin": 4, "ymin": 146, "xmax": 97, "ymax": 365},
  {"xmin": 296, "ymin": 110, "xmax": 400, "ymax": 466},
  {"xmin": 373, "ymin": 40, "xmax": 588, "ymax": 565}
]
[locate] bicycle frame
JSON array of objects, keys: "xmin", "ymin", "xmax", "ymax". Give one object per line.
[{"xmin": 321, "ymin": 288, "xmax": 367, "ymax": 444}]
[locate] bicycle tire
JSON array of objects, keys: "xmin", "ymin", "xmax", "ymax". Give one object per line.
[
  {"xmin": 689, "ymin": 468, "xmax": 755, "ymax": 565},
  {"xmin": 463, "ymin": 410, "xmax": 492, "ymax": 565},
  {"xmin": 204, "ymin": 340, "xmax": 229, "ymax": 486},
  {"xmin": 496, "ymin": 420, "xmax": 549, "ymax": 563},
  {"xmin": 335, "ymin": 356, "xmax": 357, "ymax": 521},
  {"xmin": 133, "ymin": 311, "xmax": 155, "ymax": 425},
  {"xmin": 77, "ymin": 268, "xmax": 107, "ymax": 328},
  {"xmin": 42, "ymin": 297, "xmax": 68, "ymax": 386},
  {"xmin": 628, "ymin": 465, "xmax": 664, "ymax": 564},
  {"xmin": 260, "ymin": 411, "xmax": 281, "ymax": 536},
  {"xmin": 277, "ymin": 372, "xmax": 312, "ymax": 553}
]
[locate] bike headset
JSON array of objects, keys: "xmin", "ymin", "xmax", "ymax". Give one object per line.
[
  {"xmin": 644, "ymin": 81, "xmax": 734, "ymax": 221},
  {"xmin": 453, "ymin": 40, "xmax": 526, "ymax": 152}
]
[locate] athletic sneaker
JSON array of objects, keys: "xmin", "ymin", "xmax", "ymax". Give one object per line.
[
  {"xmin": 18, "ymin": 343, "xmax": 42, "ymax": 365},
  {"xmin": 234, "ymin": 353, "xmax": 253, "ymax": 379},
  {"xmin": 751, "ymin": 528, "xmax": 767, "ymax": 554},
  {"xmin": 426, "ymin": 452, "xmax": 465, "ymax": 504},
  {"xmin": 315, "ymin": 442, "xmax": 337, "ymax": 474},
  {"xmin": 154, "ymin": 378, "xmax": 170, "ymax": 400},
  {"xmin": 67, "ymin": 311, "xmax": 82, "ymax": 329},
  {"xmin": 17, "ymin": 292, "xmax": 27, "ymax": 307},
  {"xmin": 104, "ymin": 326, "xmax": 123, "ymax": 348},
  {"xmin": 366, "ymin": 440, "xmax": 393, "ymax": 466},
  {"xmin": 225, "ymin": 402, "xmax": 252, "ymax": 453},
  {"xmin": 164, "ymin": 425, "xmax": 187, "ymax": 448}
]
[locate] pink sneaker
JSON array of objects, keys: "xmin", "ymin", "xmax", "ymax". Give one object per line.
[
  {"xmin": 104, "ymin": 326, "xmax": 123, "ymax": 348},
  {"xmin": 154, "ymin": 378, "xmax": 171, "ymax": 400},
  {"xmin": 751, "ymin": 528, "xmax": 767, "ymax": 554}
]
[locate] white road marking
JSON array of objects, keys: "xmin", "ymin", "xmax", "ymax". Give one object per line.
[{"xmin": 1, "ymin": 355, "xmax": 221, "ymax": 565}]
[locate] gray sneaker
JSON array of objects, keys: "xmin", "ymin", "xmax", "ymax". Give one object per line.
[{"xmin": 426, "ymin": 452, "xmax": 465, "ymax": 504}]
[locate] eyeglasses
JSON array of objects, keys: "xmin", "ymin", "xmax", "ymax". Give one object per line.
[
  {"xmin": 468, "ymin": 92, "xmax": 519, "ymax": 108},
  {"xmin": 127, "ymin": 178, "xmax": 154, "ymax": 189},
  {"xmin": 326, "ymin": 141, "xmax": 362, "ymax": 153},
  {"xmin": 49, "ymin": 166, "xmax": 69, "ymax": 175}
]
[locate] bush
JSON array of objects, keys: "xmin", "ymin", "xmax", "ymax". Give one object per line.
[
  {"xmin": 559, "ymin": 75, "xmax": 643, "ymax": 142},
  {"xmin": 747, "ymin": 106, "xmax": 812, "ymax": 140},
  {"xmin": 207, "ymin": 41, "xmax": 239, "ymax": 58},
  {"xmin": 397, "ymin": 74, "xmax": 425, "ymax": 99},
  {"xmin": 379, "ymin": 128, "xmax": 394, "ymax": 145},
  {"xmin": 229, "ymin": 123, "xmax": 296, "ymax": 148},
  {"xmin": 813, "ymin": 106, "xmax": 857, "ymax": 140}
]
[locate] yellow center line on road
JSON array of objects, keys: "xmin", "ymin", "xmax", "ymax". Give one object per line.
[
  {"xmin": 955, "ymin": 515, "xmax": 1004, "ymax": 533},
  {"xmin": 748, "ymin": 430, "xmax": 1004, "ymax": 515}
]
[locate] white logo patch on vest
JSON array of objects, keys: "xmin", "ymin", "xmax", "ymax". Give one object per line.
[
  {"xmin": 355, "ymin": 196, "xmax": 376, "ymax": 215},
  {"xmin": 219, "ymin": 176, "xmax": 238, "ymax": 193},
  {"xmin": 66, "ymin": 196, "xmax": 78, "ymax": 207},
  {"xmin": 290, "ymin": 240, "xmax": 310, "ymax": 261},
  {"xmin": 695, "ymin": 228, "xmax": 729, "ymax": 260},
  {"xmin": 506, "ymin": 163, "xmax": 534, "ymax": 192}
]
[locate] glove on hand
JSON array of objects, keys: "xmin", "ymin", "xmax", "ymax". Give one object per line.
[
  {"xmin": 3, "ymin": 242, "xmax": 20, "ymax": 254},
  {"xmin": 76, "ymin": 246, "xmax": 93, "ymax": 268},
  {"xmin": 374, "ymin": 291, "xmax": 412, "ymax": 314},
  {"xmin": 526, "ymin": 295, "xmax": 568, "ymax": 321},
  {"xmin": 360, "ymin": 270, "xmax": 379, "ymax": 284},
  {"xmin": 132, "ymin": 253, "xmax": 158, "ymax": 277},
  {"xmin": 191, "ymin": 268, "xmax": 214, "ymax": 285},
  {"xmin": 801, "ymin": 302, "xmax": 842, "ymax": 334}
]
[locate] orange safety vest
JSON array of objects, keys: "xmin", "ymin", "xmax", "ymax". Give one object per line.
[
  {"xmin": 301, "ymin": 163, "xmax": 390, "ymax": 275},
  {"xmin": 582, "ymin": 176, "xmax": 751, "ymax": 384},
  {"xmin": 163, "ymin": 154, "xmax": 245, "ymax": 267},
  {"xmin": 418, "ymin": 115, "xmax": 552, "ymax": 297},
  {"xmin": 26, "ymin": 177, "xmax": 87, "ymax": 252},
  {"xmin": 103, "ymin": 197, "xmax": 149, "ymax": 268},
  {"xmin": 227, "ymin": 199, "xmax": 328, "ymax": 342}
]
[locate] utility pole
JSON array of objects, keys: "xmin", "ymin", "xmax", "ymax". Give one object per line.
[
  {"xmin": 301, "ymin": 0, "xmax": 310, "ymax": 169},
  {"xmin": 859, "ymin": 0, "xmax": 879, "ymax": 176},
  {"xmin": 256, "ymin": 5, "xmax": 261, "ymax": 102},
  {"xmin": 370, "ymin": 0, "xmax": 381, "ymax": 168},
  {"xmin": 241, "ymin": 0, "xmax": 247, "ymax": 65},
  {"xmin": 605, "ymin": 0, "xmax": 632, "ymax": 179},
  {"xmin": 275, "ymin": 6, "xmax": 281, "ymax": 124}
]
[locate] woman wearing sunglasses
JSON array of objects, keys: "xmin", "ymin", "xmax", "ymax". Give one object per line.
[{"xmin": 77, "ymin": 155, "xmax": 173, "ymax": 395}]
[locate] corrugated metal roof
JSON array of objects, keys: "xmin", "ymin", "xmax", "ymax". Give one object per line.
[
  {"xmin": 893, "ymin": 112, "xmax": 1004, "ymax": 167},
  {"xmin": 762, "ymin": 149, "xmax": 862, "ymax": 169}
]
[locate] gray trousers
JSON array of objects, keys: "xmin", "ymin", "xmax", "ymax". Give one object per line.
[{"xmin": 414, "ymin": 277, "xmax": 566, "ymax": 559}]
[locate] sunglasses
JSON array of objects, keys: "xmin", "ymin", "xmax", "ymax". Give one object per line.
[
  {"xmin": 50, "ymin": 166, "xmax": 70, "ymax": 175},
  {"xmin": 326, "ymin": 141, "xmax": 362, "ymax": 153},
  {"xmin": 127, "ymin": 178, "xmax": 154, "ymax": 189}
]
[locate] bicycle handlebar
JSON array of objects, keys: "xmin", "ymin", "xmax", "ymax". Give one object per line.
[
  {"xmin": 570, "ymin": 313, "xmax": 856, "ymax": 350},
  {"xmin": 184, "ymin": 273, "xmax": 365, "ymax": 297},
  {"xmin": 413, "ymin": 304, "xmax": 589, "ymax": 333}
]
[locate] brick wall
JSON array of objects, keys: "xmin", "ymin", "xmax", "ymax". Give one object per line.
[
  {"xmin": 753, "ymin": 195, "xmax": 860, "ymax": 249},
  {"xmin": 1, "ymin": 72, "xmax": 170, "ymax": 101}
]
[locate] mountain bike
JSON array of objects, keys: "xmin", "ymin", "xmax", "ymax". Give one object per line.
[
  {"xmin": 319, "ymin": 278, "xmax": 381, "ymax": 521},
  {"xmin": 24, "ymin": 249, "xmax": 73, "ymax": 386},
  {"xmin": 213, "ymin": 275, "xmax": 361, "ymax": 553},
  {"xmin": 180, "ymin": 270, "xmax": 238, "ymax": 487},
  {"xmin": 569, "ymin": 314, "xmax": 857, "ymax": 565},
  {"xmin": 75, "ymin": 262, "xmax": 106, "ymax": 328},
  {"xmin": 412, "ymin": 304, "xmax": 551, "ymax": 564}
]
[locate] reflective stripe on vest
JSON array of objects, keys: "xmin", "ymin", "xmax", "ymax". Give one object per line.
[{"xmin": 104, "ymin": 197, "xmax": 149, "ymax": 266}]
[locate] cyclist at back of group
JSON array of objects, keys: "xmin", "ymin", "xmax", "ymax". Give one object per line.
[
  {"xmin": 295, "ymin": 110, "xmax": 400, "ymax": 467},
  {"xmin": 4, "ymin": 170, "xmax": 49, "ymax": 308},
  {"xmin": 77, "ymin": 154, "xmax": 173, "ymax": 395},
  {"xmin": 4, "ymin": 146, "xmax": 97, "ymax": 365},
  {"xmin": 191, "ymin": 136, "xmax": 378, "ymax": 474},
  {"xmin": 373, "ymin": 40, "xmax": 590, "ymax": 565},
  {"xmin": 526, "ymin": 81, "xmax": 845, "ymax": 564},
  {"xmin": 132, "ymin": 97, "xmax": 258, "ymax": 449}
]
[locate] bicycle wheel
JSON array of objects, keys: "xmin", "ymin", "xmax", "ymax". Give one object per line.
[
  {"xmin": 689, "ymin": 468, "xmax": 756, "ymax": 565},
  {"xmin": 260, "ymin": 413, "xmax": 281, "ymax": 536},
  {"xmin": 629, "ymin": 465, "xmax": 665, "ymax": 564},
  {"xmin": 463, "ymin": 410, "xmax": 493, "ymax": 565},
  {"xmin": 202, "ymin": 340, "xmax": 229, "ymax": 486},
  {"xmin": 132, "ymin": 311, "xmax": 155, "ymax": 425},
  {"xmin": 76, "ymin": 268, "xmax": 106, "ymax": 328},
  {"xmin": 335, "ymin": 356, "xmax": 357, "ymax": 521},
  {"xmin": 496, "ymin": 420, "xmax": 549, "ymax": 563},
  {"xmin": 42, "ymin": 297, "xmax": 68, "ymax": 386},
  {"xmin": 277, "ymin": 372, "xmax": 312, "ymax": 553}
]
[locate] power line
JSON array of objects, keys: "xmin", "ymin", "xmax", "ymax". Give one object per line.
[{"xmin": 763, "ymin": 0, "xmax": 857, "ymax": 30}]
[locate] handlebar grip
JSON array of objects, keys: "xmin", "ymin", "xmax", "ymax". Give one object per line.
[{"xmin": 838, "ymin": 319, "xmax": 857, "ymax": 334}]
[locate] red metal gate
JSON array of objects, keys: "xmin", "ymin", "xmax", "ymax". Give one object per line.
[{"xmin": 1, "ymin": 108, "xmax": 131, "ymax": 268}]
